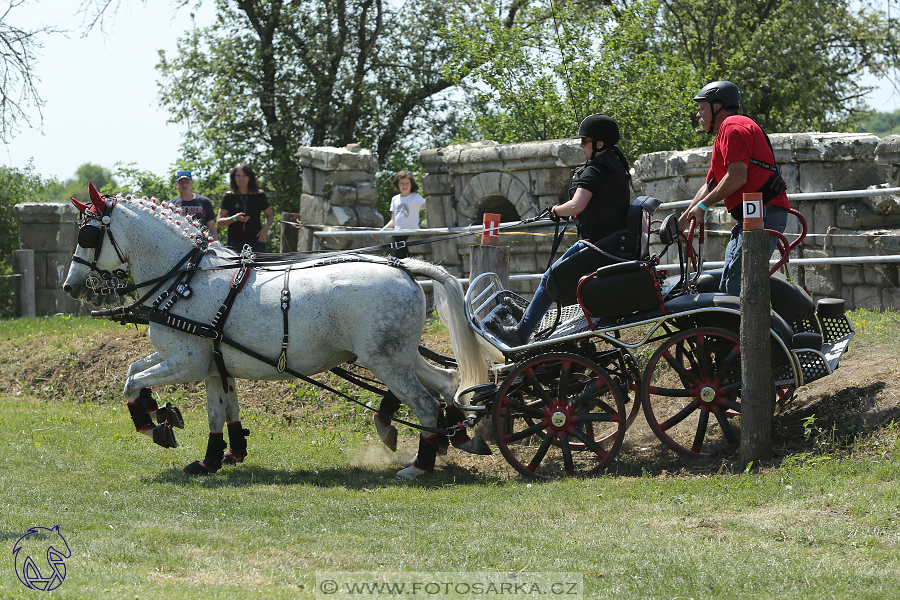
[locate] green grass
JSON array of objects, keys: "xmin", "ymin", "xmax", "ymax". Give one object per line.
[
  {"xmin": 1, "ymin": 394, "xmax": 898, "ymax": 599},
  {"xmin": 1, "ymin": 311, "xmax": 899, "ymax": 599}
]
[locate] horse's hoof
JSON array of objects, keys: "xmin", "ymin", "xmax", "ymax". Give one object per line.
[
  {"xmin": 183, "ymin": 461, "xmax": 219, "ymax": 476},
  {"xmin": 452, "ymin": 436, "xmax": 493, "ymax": 456},
  {"xmin": 395, "ymin": 464, "xmax": 431, "ymax": 480},
  {"xmin": 373, "ymin": 415, "xmax": 398, "ymax": 452},
  {"xmin": 222, "ymin": 451, "xmax": 246, "ymax": 465}
]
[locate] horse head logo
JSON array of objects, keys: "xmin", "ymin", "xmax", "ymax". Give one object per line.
[{"xmin": 12, "ymin": 525, "xmax": 71, "ymax": 591}]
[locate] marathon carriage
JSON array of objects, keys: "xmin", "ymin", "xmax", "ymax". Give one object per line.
[
  {"xmin": 458, "ymin": 195, "xmax": 854, "ymax": 479},
  {"xmin": 63, "ymin": 183, "xmax": 853, "ymax": 481}
]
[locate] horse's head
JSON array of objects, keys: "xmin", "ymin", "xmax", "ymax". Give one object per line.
[{"xmin": 63, "ymin": 182, "xmax": 129, "ymax": 306}]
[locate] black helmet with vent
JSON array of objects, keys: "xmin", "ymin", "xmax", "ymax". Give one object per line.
[
  {"xmin": 572, "ymin": 114, "xmax": 620, "ymax": 158},
  {"xmin": 693, "ymin": 81, "xmax": 741, "ymax": 133}
]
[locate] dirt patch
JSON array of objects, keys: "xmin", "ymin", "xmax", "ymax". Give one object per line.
[{"xmin": 1, "ymin": 322, "xmax": 897, "ymax": 477}]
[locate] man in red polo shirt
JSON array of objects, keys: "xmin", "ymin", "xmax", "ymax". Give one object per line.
[{"xmin": 678, "ymin": 81, "xmax": 790, "ymax": 296}]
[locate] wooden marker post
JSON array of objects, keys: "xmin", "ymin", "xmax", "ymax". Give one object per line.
[
  {"xmin": 739, "ymin": 192, "xmax": 773, "ymax": 468},
  {"xmin": 469, "ymin": 213, "xmax": 509, "ymax": 295}
]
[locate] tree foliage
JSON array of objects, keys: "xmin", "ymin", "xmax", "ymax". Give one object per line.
[
  {"xmin": 156, "ymin": 0, "xmax": 478, "ymax": 212},
  {"xmin": 447, "ymin": 0, "xmax": 900, "ymax": 155},
  {"xmin": 42, "ymin": 163, "xmax": 118, "ymax": 202}
]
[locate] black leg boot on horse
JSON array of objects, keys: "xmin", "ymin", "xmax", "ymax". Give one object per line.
[
  {"xmin": 184, "ymin": 432, "xmax": 228, "ymax": 475},
  {"xmin": 223, "ymin": 421, "xmax": 250, "ymax": 465}
]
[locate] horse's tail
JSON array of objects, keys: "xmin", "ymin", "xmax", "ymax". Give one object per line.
[{"xmin": 403, "ymin": 259, "xmax": 491, "ymax": 394}]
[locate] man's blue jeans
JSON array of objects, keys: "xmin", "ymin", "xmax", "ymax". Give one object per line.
[{"xmin": 720, "ymin": 206, "xmax": 788, "ymax": 296}]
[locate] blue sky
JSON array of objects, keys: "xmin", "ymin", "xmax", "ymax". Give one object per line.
[{"xmin": 2, "ymin": 0, "xmax": 899, "ymax": 184}]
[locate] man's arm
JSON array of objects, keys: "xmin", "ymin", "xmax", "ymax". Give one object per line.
[{"xmin": 678, "ymin": 161, "xmax": 748, "ymax": 230}]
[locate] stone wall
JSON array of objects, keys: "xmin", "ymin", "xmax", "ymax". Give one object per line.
[
  {"xmin": 634, "ymin": 133, "xmax": 900, "ymax": 310},
  {"xmin": 14, "ymin": 202, "xmax": 85, "ymax": 315}
]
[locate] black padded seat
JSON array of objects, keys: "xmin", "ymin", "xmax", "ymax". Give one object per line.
[
  {"xmin": 693, "ymin": 269, "xmax": 815, "ymax": 325},
  {"xmin": 548, "ymin": 196, "xmax": 661, "ymax": 306}
]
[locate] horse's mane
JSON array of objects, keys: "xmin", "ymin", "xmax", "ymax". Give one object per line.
[{"xmin": 117, "ymin": 195, "xmax": 215, "ymax": 248}]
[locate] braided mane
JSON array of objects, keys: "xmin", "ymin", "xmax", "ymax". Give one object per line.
[{"xmin": 117, "ymin": 194, "xmax": 214, "ymax": 248}]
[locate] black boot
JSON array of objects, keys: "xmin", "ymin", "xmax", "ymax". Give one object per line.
[
  {"xmin": 502, "ymin": 300, "xmax": 526, "ymax": 322},
  {"xmin": 484, "ymin": 319, "xmax": 527, "ymax": 347}
]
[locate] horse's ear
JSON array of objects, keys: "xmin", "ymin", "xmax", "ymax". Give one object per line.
[
  {"xmin": 70, "ymin": 197, "xmax": 89, "ymax": 215},
  {"xmin": 88, "ymin": 181, "xmax": 105, "ymax": 214}
]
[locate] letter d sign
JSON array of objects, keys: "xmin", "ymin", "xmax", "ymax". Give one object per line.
[{"xmin": 743, "ymin": 193, "xmax": 764, "ymax": 230}]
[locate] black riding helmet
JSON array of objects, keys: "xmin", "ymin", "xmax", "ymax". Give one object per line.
[
  {"xmin": 572, "ymin": 114, "xmax": 619, "ymax": 158},
  {"xmin": 693, "ymin": 81, "xmax": 741, "ymax": 133}
]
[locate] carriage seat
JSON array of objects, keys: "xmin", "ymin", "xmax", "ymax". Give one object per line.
[
  {"xmin": 547, "ymin": 196, "xmax": 661, "ymax": 306},
  {"xmin": 695, "ymin": 269, "xmax": 815, "ymax": 326}
]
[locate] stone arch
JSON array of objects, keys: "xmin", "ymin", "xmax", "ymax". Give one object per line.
[{"xmin": 458, "ymin": 172, "xmax": 536, "ymax": 224}]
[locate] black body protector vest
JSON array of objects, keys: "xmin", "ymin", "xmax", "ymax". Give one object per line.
[{"xmin": 569, "ymin": 151, "xmax": 631, "ymax": 242}]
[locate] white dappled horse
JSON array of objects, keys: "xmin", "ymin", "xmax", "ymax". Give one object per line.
[{"xmin": 63, "ymin": 183, "xmax": 491, "ymax": 479}]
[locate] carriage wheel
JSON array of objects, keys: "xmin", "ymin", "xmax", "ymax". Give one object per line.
[
  {"xmin": 642, "ymin": 327, "xmax": 750, "ymax": 458},
  {"xmin": 492, "ymin": 352, "xmax": 626, "ymax": 480}
]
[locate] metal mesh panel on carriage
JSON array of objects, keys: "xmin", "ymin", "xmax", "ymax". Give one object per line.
[{"xmin": 820, "ymin": 314, "xmax": 854, "ymax": 344}]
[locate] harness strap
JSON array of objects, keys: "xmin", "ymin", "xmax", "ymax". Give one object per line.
[
  {"xmin": 277, "ymin": 265, "xmax": 291, "ymax": 373},
  {"xmin": 211, "ymin": 261, "xmax": 254, "ymax": 392}
]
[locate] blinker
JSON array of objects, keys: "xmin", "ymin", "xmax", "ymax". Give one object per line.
[{"xmin": 78, "ymin": 224, "xmax": 102, "ymax": 249}]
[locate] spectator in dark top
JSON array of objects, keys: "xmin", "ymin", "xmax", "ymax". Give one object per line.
[
  {"xmin": 216, "ymin": 163, "xmax": 274, "ymax": 254},
  {"xmin": 171, "ymin": 170, "xmax": 217, "ymax": 241}
]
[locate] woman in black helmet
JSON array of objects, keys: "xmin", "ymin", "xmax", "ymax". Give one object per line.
[{"xmin": 486, "ymin": 113, "xmax": 631, "ymax": 346}]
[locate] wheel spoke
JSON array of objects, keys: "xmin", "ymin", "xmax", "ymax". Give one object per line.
[
  {"xmin": 662, "ymin": 349, "xmax": 696, "ymax": 384},
  {"xmin": 660, "ymin": 399, "xmax": 700, "ymax": 431},
  {"xmin": 569, "ymin": 427, "xmax": 610, "ymax": 459},
  {"xmin": 524, "ymin": 368, "xmax": 553, "ymax": 405},
  {"xmin": 723, "ymin": 398, "xmax": 742, "ymax": 413},
  {"xmin": 647, "ymin": 385, "xmax": 695, "ymax": 398},
  {"xmin": 505, "ymin": 420, "xmax": 548, "ymax": 443},
  {"xmin": 570, "ymin": 379, "xmax": 607, "ymax": 409},
  {"xmin": 712, "ymin": 407, "xmax": 739, "ymax": 445},
  {"xmin": 558, "ymin": 360, "xmax": 572, "ymax": 402},
  {"xmin": 575, "ymin": 412, "xmax": 619, "ymax": 424},
  {"xmin": 690, "ymin": 408, "xmax": 710, "ymax": 453},
  {"xmin": 714, "ymin": 344, "xmax": 741, "ymax": 381},
  {"xmin": 526, "ymin": 431, "xmax": 556, "ymax": 472},
  {"xmin": 503, "ymin": 396, "xmax": 545, "ymax": 418}
]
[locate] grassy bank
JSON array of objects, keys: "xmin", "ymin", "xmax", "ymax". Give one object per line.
[{"xmin": 0, "ymin": 312, "xmax": 899, "ymax": 599}]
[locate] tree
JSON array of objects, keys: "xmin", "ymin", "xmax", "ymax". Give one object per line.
[
  {"xmin": 42, "ymin": 163, "xmax": 119, "ymax": 202},
  {"xmin": 155, "ymin": 0, "xmax": 495, "ymax": 212},
  {"xmin": 0, "ymin": 0, "xmax": 62, "ymax": 142},
  {"xmin": 448, "ymin": 0, "xmax": 900, "ymax": 154}
]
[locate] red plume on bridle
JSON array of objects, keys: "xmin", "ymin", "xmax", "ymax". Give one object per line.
[{"xmin": 70, "ymin": 181, "xmax": 106, "ymax": 216}]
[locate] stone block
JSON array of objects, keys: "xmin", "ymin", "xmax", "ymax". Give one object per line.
[
  {"xmin": 328, "ymin": 185, "xmax": 357, "ymax": 206},
  {"xmin": 875, "ymin": 134, "xmax": 900, "ymax": 165},
  {"xmin": 425, "ymin": 196, "xmax": 447, "ymax": 228},
  {"xmin": 430, "ymin": 238, "xmax": 461, "ymax": 267},
  {"xmin": 355, "ymin": 205, "xmax": 384, "ymax": 229},
  {"xmin": 529, "ymin": 168, "xmax": 568, "ymax": 196},
  {"xmin": 46, "ymin": 252, "xmax": 75, "ymax": 289},
  {"xmin": 854, "ymin": 285, "xmax": 883, "ymax": 310},
  {"xmin": 804, "ymin": 264, "xmax": 841, "ymax": 296},
  {"xmin": 841, "ymin": 286, "xmax": 855, "ymax": 310},
  {"xmin": 296, "ymin": 146, "xmax": 378, "ymax": 172},
  {"xmin": 302, "ymin": 168, "xmax": 325, "ymax": 195},
  {"xmin": 327, "ymin": 206, "xmax": 357, "ymax": 227},
  {"xmin": 883, "ymin": 286, "xmax": 900, "ymax": 311},
  {"xmin": 325, "ymin": 170, "xmax": 376, "ymax": 187},
  {"xmin": 18, "ymin": 222, "xmax": 78, "ymax": 253},
  {"xmin": 798, "ymin": 161, "xmax": 883, "ymax": 194},
  {"xmin": 510, "ymin": 252, "xmax": 537, "ymax": 274},
  {"xmin": 32, "ymin": 252, "xmax": 46, "ymax": 289},
  {"xmin": 35, "ymin": 289, "xmax": 81, "ymax": 316},
  {"xmin": 840, "ymin": 265, "xmax": 864, "ymax": 285},
  {"xmin": 812, "ymin": 202, "xmax": 834, "ymax": 234},
  {"xmin": 299, "ymin": 194, "xmax": 326, "ymax": 225},
  {"xmin": 356, "ymin": 181, "xmax": 378, "ymax": 205},
  {"xmin": 797, "ymin": 201, "xmax": 816, "ymax": 234},
  {"xmin": 422, "ymin": 173, "xmax": 453, "ymax": 195},
  {"xmin": 864, "ymin": 264, "xmax": 898, "ymax": 287},
  {"xmin": 14, "ymin": 202, "xmax": 79, "ymax": 224}
]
